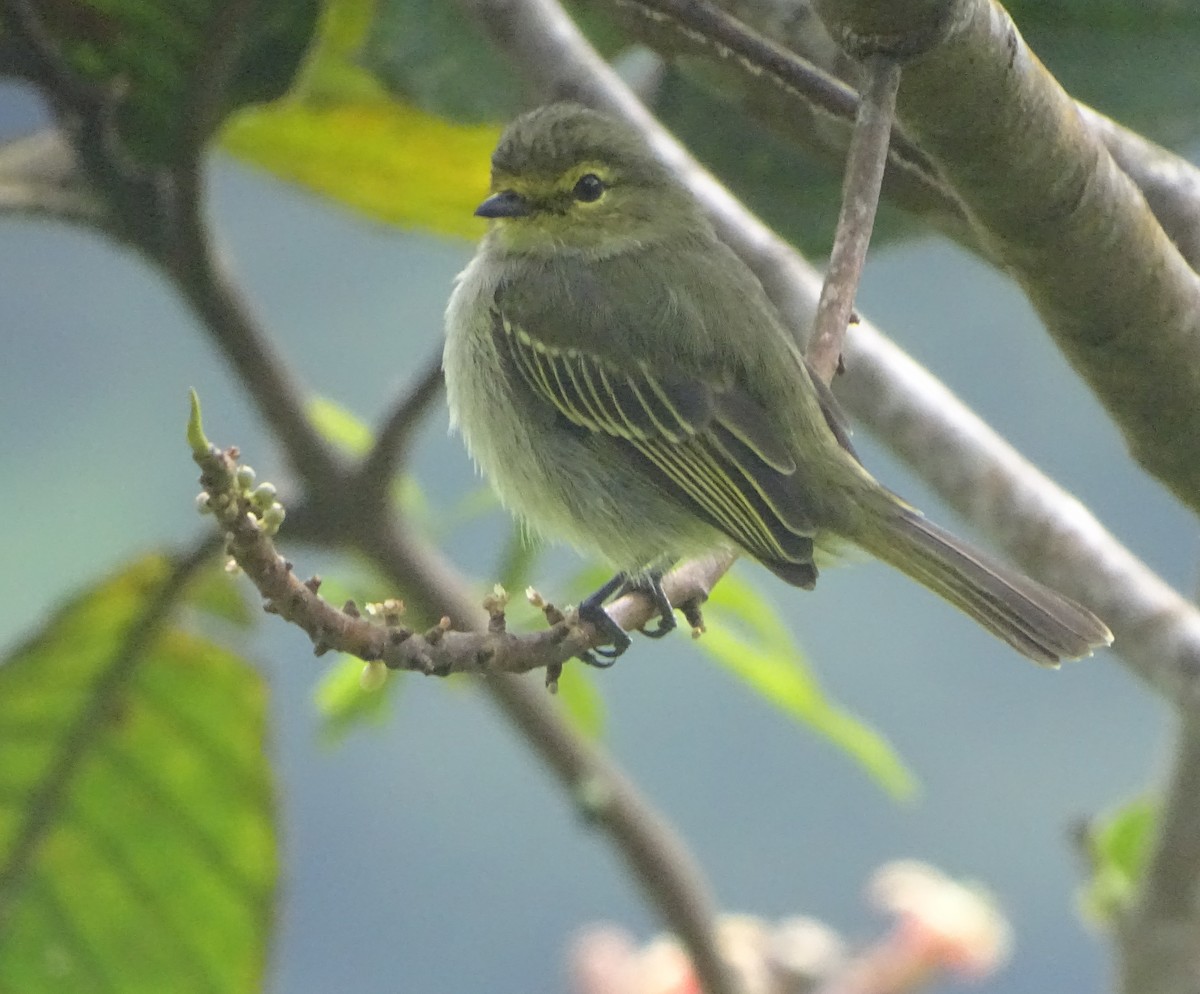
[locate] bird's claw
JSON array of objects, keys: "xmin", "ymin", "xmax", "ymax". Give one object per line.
[{"xmin": 576, "ymin": 596, "xmax": 632, "ymax": 668}]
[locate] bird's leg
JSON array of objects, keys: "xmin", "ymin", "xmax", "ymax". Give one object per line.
[
  {"xmin": 576, "ymin": 572, "xmax": 632, "ymax": 668},
  {"xmin": 616, "ymin": 570, "xmax": 676, "ymax": 639},
  {"xmin": 576, "ymin": 569, "xmax": 679, "ymax": 666}
]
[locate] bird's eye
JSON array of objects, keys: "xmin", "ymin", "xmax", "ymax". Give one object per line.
[{"xmin": 572, "ymin": 173, "xmax": 606, "ymax": 203}]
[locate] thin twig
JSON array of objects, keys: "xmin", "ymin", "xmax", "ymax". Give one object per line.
[
  {"xmin": 806, "ymin": 53, "xmax": 900, "ymax": 383},
  {"xmin": 191, "ymin": 421, "xmax": 728, "ymax": 675},
  {"xmin": 356, "ymin": 351, "xmax": 445, "ymax": 506},
  {"xmin": 611, "ymin": 0, "xmax": 943, "ymax": 203}
]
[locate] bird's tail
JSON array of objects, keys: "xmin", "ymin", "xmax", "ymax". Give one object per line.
[{"xmin": 850, "ymin": 503, "xmax": 1112, "ymax": 665}]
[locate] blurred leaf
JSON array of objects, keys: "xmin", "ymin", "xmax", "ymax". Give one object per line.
[
  {"xmin": 700, "ymin": 570, "xmax": 916, "ymax": 800},
  {"xmin": 221, "ymin": 0, "xmax": 499, "ymax": 237},
  {"xmin": 429, "ymin": 485, "xmax": 501, "ymax": 541},
  {"xmin": 555, "ymin": 665, "xmax": 605, "ymax": 740},
  {"xmin": 495, "ymin": 523, "xmax": 541, "ymax": 595},
  {"xmin": 362, "ymin": 0, "xmax": 524, "ymax": 123},
  {"xmin": 25, "ymin": 0, "xmax": 319, "ymax": 165},
  {"xmin": 1079, "ymin": 796, "xmax": 1157, "ymax": 927},
  {"xmin": 315, "ymin": 654, "xmax": 398, "ymax": 742},
  {"xmin": 0, "ymin": 555, "xmax": 276, "ymax": 993},
  {"xmin": 1006, "ymin": 0, "xmax": 1200, "ymax": 28},
  {"xmin": 309, "ymin": 395, "xmax": 374, "ymax": 456},
  {"xmin": 306, "ymin": 396, "xmax": 429, "ymax": 524},
  {"xmin": 1023, "ymin": 29, "xmax": 1200, "ymax": 148},
  {"xmin": 655, "ymin": 69, "xmax": 886, "ymax": 257},
  {"xmin": 185, "ymin": 560, "xmax": 256, "ymax": 628},
  {"xmin": 223, "ymin": 97, "xmax": 497, "ymax": 237}
]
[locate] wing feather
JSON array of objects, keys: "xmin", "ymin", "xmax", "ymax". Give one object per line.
[{"xmin": 493, "ymin": 311, "xmax": 817, "ymax": 569}]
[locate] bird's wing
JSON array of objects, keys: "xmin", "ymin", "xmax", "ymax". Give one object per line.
[{"xmin": 491, "ymin": 309, "xmax": 818, "ymax": 570}]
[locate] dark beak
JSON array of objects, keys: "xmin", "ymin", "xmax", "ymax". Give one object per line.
[{"xmin": 475, "ymin": 190, "xmax": 531, "ymax": 219}]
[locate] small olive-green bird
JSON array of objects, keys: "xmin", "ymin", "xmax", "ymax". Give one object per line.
[{"xmin": 444, "ymin": 103, "xmax": 1112, "ymax": 666}]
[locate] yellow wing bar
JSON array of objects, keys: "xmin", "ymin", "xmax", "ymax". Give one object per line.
[{"xmin": 494, "ymin": 314, "xmax": 817, "ymax": 567}]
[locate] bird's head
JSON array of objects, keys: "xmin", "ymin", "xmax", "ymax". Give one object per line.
[{"xmin": 475, "ymin": 104, "xmax": 701, "ymax": 257}]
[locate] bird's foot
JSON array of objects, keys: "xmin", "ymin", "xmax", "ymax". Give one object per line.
[
  {"xmin": 617, "ymin": 571, "xmax": 676, "ymax": 639},
  {"xmin": 576, "ymin": 573, "xmax": 632, "ymax": 668},
  {"xmin": 575, "ymin": 570, "xmax": 678, "ymax": 666}
]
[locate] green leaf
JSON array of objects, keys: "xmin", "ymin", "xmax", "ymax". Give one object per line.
[
  {"xmin": 315, "ymin": 654, "xmax": 398, "ymax": 743},
  {"xmin": 185, "ymin": 561, "xmax": 256, "ymax": 629},
  {"xmin": 25, "ymin": 0, "xmax": 319, "ymax": 165},
  {"xmin": 0, "ymin": 555, "xmax": 276, "ymax": 993},
  {"xmin": 223, "ymin": 95, "xmax": 498, "ymax": 237},
  {"xmin": 1079, "ymin": 796, "xmax": 1157, "ymax": 927},
  {"xmin": 362, "ymin": 0, "xmax": 525, "ymax": 123},
  {"xmin": 309, "ymin": 395, "xmax": 374, "ymax": 456},
  {"xmin": 220, "ymin": 0, "xmax": 500, "ymax": 238},
  {"xmin": 495, "ymin": 523, "xmax": 541, "ymax": 596},
  {"xmin": 699, "ymin": 570, "xmax": 916, "ymax": 800},
  {"xmin": 555, "ymin": 665, "xmax": 605, "ymax": 740}
]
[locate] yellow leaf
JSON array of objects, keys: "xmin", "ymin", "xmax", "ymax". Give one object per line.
[{"xmin": 221, "ymin": 100, "xmax": 499, "ymax": 239}]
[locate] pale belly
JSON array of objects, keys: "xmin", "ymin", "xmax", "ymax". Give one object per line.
[{"xmin": 443, "ymin": 277, "xmax": 725, "ymax": 572}]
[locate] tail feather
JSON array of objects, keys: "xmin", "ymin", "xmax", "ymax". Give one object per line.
[{"xmin": 854, "ymin": 508, "xmax": 1112, "ymax": 665}]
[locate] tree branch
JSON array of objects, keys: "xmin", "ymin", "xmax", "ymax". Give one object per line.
[
  {"xmin": 807, "ymin": 53, "xmax": 900, "ymax": 382},
  {"xmin": 190, "ymin": 415, "xmax": 729, "ymax": 680},
  {"xmin": 609, "ymin": 0, "xmax": 968, "ymax": 233},
  {"xmin": 355, "ymin": 350, "xmax": 445, "ymax": 509},
  {"xmin": 457, "ymin": 0, "xmax": 1200, "ymax": 707},
  {"xmin": 813, "ymin": 0, "xmax": 1200, "ymax": 513},
  {"xmin": 1116, "ymin": 714, "xmax": 1200, "ymax": 994},
  {"xmin": 0, "ymin": 131, "xmax": 113, "ymax": 232}
]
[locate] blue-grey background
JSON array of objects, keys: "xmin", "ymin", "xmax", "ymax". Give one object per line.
[{"xmin": 1, "ymin": 76, "xmax": 1195, "ymax": 993}]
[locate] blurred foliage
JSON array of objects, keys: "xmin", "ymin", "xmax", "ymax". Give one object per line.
[
  {"xmin": 570, "ymin": 565, "xmax": 912, "ymax": 797},
  {"xmin": 222, "ymin": 0, "xmax": 499, "ymax": 238},
  {"xmin": 1025, "ymin": 29, "xmax": 1200, "ymax": 148},
  {"xmin": 216, "ymin": 0, "xmax": 1200, "ymax": 257},
  {"xmin": 361, "ymin": 0, "xmax": 526, "ymax": 122},
  {"xmin": 555, "ymin": 664, "xmax": 606, "ymax": 740},
  {"xmin": 309, "ymin": 395, "xmax": 374, "ymax": 456},
  {"xmin": 316, "ymin": 652, "xmax": 397, "ymax": 741},
  {"xmin": 700, "ymin": 570, "xmax": 916, "ymax": 800},
  {"xmin": 307, "ymin": 569, "xmax": 407, "ymax": 742},
  {"xmin": 308, "ymin": 393, "xmax": 430, "ymax": 522},
  {"xmin": 1079, "ymin": 796, "xmax": 1156, "ymax": 927},
  {"xmin": 1005, "ymin": 0, "xmax": 1200, "ymax": 28},
  {"xmin": 11, "ymin": 0, "xmax": 319, "ymax": 165},
  {"xmin": 652, "ymin": 68, "xmax": 860, "ymax": 257},
  {"xmin": 0, "ymin": 555, "xmax": 276, "ymax": 993}
]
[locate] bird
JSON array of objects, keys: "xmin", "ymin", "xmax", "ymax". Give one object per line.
[{"xmin": 443, "ymin": 103, "xmax": 1112, "ymax": 667}]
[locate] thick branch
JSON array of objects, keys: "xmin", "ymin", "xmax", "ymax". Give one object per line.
[
  {"xmin": 814, "ymin": 0, "xmax": 1200, "ymax": 512},
  {"xmin": 1116, "ymin": 714, "xmax": 1200, "ymax": 994},
  {"xmin": 1080, "ymin": 105, "xmax": 1200, "ymax": 269}
]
